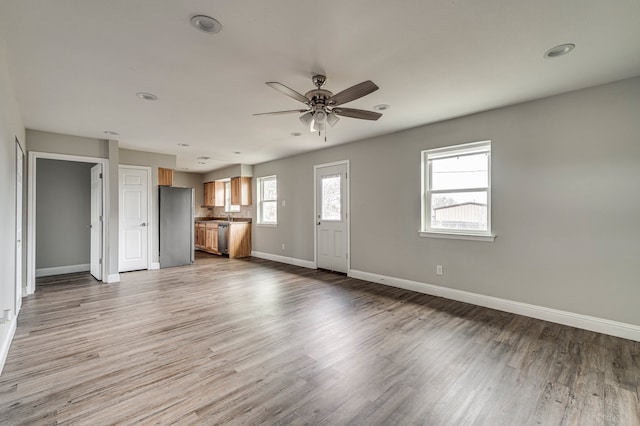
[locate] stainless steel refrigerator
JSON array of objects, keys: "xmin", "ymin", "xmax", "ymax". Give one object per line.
[{"xmin": 159, "ymin": 186, "xmax": 195, "ymax": 268}]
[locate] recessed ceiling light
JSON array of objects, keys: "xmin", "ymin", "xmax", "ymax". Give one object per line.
[
  {"xmin": 234, "ymin": 151, "xmax": 241, "ymax": 155},
  {"xmin": 373, "ymin": 104, "xmax": 390, "ymax": 111},
  {"xmin": 191, "ymin": 15, "xmax": 222, "ymax": 34},
  {"xmin": 104, "ymin": 130, "xmax": 119, "ymax": 136},
  {"xmin": 197, "ymin": 162, "xmax": 206, "ymax": 165},
  {"xmin": 136, "ymin": 92, "xmax": 158, "ymax": 101},
  {"xmin": 178, "ymin": 143, "xmax": 190, "ymax": 147},
  {"xmin": 544, "ymin": 43, "xmax": 575, "ymax": 58},
  {"xmin": 290, "ymin": 132, "xmax": 302, "ymax": 137},
  {"xmin": 182, "ymin": 168, "xmax": 190, "ymax": 171},
  {"xmin": 197, "ymin": 156, "xmax": 211, "ymax": 160}
]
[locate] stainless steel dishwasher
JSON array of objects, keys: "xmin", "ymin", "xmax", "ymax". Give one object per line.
[{"xmin": 217, "ymin": 222, "xmax": 229, "ymax": 254}]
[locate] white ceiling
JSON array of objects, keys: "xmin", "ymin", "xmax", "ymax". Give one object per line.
[{"xmin": 1, "ymin": 1, "xmax": 639, "ymax": 172}]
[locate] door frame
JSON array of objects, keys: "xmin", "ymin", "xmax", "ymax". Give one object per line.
[
  {"xmin": 118, "ymin": 165, "xmax": 153, "ymax": 271},
  {"xmin": 313, "ymin": 160, "xmax": 350, "ymax": 272},
  {"xmin": 15, "ymin": 139, "xmax": 24, "ymax": 314},
  {"xmin": 27, "ymin": 152, "xmax": 110, "ymax": 295}
]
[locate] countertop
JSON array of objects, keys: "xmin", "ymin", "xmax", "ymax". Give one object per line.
[{"xmin": 195, "ymin": 217, "xmax": 252, "ymax": 224}]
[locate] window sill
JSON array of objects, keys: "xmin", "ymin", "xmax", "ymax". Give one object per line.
[
  {"xmin": 419, "ymin": 231, "xmax": 496, "ymax": 242},
  {"xmin": 256, "ymin": 223, "xmax": 277, "ymax": 228}
]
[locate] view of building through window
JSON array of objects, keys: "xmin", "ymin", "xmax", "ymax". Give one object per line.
[{"xmin": 423, "ymin": 141, "xmax": 491, "ymax": 234}]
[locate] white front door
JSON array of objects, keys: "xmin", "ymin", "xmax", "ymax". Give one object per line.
[
  {"xmin": 119, "ymin": 166, "xmax": 149, "ymax": 272},
  {"xmin": 90, "ymin": 164, "xmax": 103, "ymax": 280},
  {"xmin": 315, "ymin": 162, "xmax": 349, "ymax": 273},
  {"xmin": 15, "ymin": 142, "xmax": 23, "ymax": 313}
]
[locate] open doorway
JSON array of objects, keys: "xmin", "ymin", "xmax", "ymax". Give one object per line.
[{"xmin": 27, "ymin": 152, "xmax": 109, "ymax": 295}]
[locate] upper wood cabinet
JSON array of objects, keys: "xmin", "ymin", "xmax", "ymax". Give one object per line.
[
  {"xmin": 203, "ymin": 182, "xmax": 215, "ymax": 207},
  {"xmin": 203, "ymin": 181, "xmax": 226, "ymax": 207},
  {"xmin": 231, "ymin": 176, "xmax": 252, "ymax": 206},
  {"xmin": 158, "ymin": 168, "xmax": 174, "ymax": 186}
]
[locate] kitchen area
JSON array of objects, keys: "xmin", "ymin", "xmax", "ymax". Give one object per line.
[{"xmin": 164, "ymin": 165, "xmax": 253, "ymax": 263}]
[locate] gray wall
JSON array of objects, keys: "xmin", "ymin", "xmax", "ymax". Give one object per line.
[
  {"xmin": 173, "ymin": 171, "xmax": 208, "ymax": 217},
  {"xmin": 252, "ymin": 76, "xmax": 640, "ymax": 326},
  {"xmin": 35, "ymin": 159, "xmax": 93, "ymax": 269},
  {"xmin": 119, "ymin": 148, "xmax": 176, "ymax": 265},
  {"xmin": 0, "ymin": 39, "xmax": 26, "ymax": 357},
  {"xmin": 27, "ymin": 130, "xmax": 109, "ymax": 158}
]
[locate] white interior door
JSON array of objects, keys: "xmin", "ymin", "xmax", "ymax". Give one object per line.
[
  {"xmin": 119, "ymin": 166, "xmax": 149, "ymax": 272},
  {"xmin": 90, "ymin": 164, "xmax": 103, "ymax": 280},
  {"xmin": 15, "ymin": 142, "xmax": 23, "ymax": 313},
  {"xmin": 315, "ymin": 162, "xmax": 348, "ymax": 273}
]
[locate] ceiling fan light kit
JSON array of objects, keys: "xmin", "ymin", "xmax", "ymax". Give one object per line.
[{"xmin": 255, "ymin": 74, "xmax": 382, "ymax": 137}]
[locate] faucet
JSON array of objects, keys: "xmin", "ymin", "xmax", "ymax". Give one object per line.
[{"xmin": 226, "ymin": 213, "xmax": 231, "ymax": 222}]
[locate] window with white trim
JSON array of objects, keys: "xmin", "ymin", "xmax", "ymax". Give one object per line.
[
  {"xmin": 421, "ymin": 141, "xmax": 493, "ymax": 240},
  {"xmin": 257, "ymin": 175, "xmax": 277, "ymax": 225}
]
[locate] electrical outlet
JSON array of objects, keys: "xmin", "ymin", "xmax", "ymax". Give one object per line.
[
  {"xmin": 436, "ymin": 265, "xmax": 443, "ymax": 275},
  {"xmin": 281, "ymin": 243, "xmax": 286, "ymax": 250}
]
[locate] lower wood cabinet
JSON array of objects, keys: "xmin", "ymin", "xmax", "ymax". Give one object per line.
[{"xmin": 195, "ymin": 221, "xmax": 250, "ymax": 258}]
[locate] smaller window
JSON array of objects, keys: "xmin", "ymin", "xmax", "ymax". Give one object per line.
[
  {"xmin": 421, "ymin": 141, "xmax": 494, "ymax": 240},
  {"xmin": 224, "ymin": 181, "xmax": 240, "ymax": 213},
  {"xmin": 257, "ymin": 175, "xmax": 277, "ymax": 225}
]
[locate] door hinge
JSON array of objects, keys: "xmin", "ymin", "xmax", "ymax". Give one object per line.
[
  {"xmin": 99, "ymin": 258, "xmax": 102, "ymax": 265},
  {"xmin": 99, "ymin": 215, "xmax": 103, "ymax": 221},
  {"xmin": 99, "ymin": 173, "xmax": 103, "ymax": 179}
]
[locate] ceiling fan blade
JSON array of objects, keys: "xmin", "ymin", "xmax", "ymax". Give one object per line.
[
  {"xmin": 265, "ymin": 82, "xmax": 309, "ymax": 104},
  {"xmin": 327, "ymin": 80, "xmax": 379, "ymax": 106},
  {"xmin": 333, "ymin": 108, "xmax": 382, "ymax": 121},
  {"xmin": 253, "ymin": 109, "xmax": 308, "ymax": 116}
]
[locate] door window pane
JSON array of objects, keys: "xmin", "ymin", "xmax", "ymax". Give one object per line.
[{"xmin": 321, "ymin": 174, "xmax": 341, "ymax": 221}]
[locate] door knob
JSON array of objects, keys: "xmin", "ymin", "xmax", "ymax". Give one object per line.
[
  {"xmin": 85, "ymin": 225, "xmax": 92, "ymax": 228},
  {"xmin": 141, "ymin": 223, "xmax": 147, "ymax": 226},
  {"xmin": 317, "ymin": 222, "xmax": 321, "ymax": 225}
]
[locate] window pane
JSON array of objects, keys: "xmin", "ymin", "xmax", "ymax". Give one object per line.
[
  {"xmin": 431, "ymin": 191, "xmax": 487, "ymax": 231},
  {"xmin": 431, "ymin": 152, "xmax": 488, "ymax": 190},
  {"xmin": 263, "ymin": 178, "xmax": 277, "ymax": 201},
  {"xmin": 321, "ymin": 175, "xmax": 341, "ymax": 221},
  {"xmin": 262, "ymin": 201, "xmax": 277, "ymax": 223}
]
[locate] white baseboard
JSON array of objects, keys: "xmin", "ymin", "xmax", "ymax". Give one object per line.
[
  {"xmin": 36, "ymin": 263, "xmax": 90, "ymax": 277},
  {"xmin": 106, "ymin": 273, "xmax": 120, "ymax": 283},
  {"xmin": 251, "ymin": 251, "xmax": 317, "ymax": 270},
  {"xmin": 149, "ymin": 262, "xmax": 160, "ymax": 270},
  {"xmin": 0, "ymin": 317, "xmax": 17, "ymax": 375},
  {"xmin": 348, "ymin": 269, "xmax": 640, "ymax": 343}
]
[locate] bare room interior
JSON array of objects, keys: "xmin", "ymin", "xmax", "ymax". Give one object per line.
[{"xmin": 1, "ymin": 1, "xmax": 639, "ymax": 424}]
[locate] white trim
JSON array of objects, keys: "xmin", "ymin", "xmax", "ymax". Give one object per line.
[
  {"xmin": 348, "ymin": 269, "xmax": 640, "ymax": 342},
  {"xmin": 149, "ymin": 262, "xmax": 160, "ymax": 270},
  {"xmin": 118, "ymin": 165, "xmax": 153, "ymax": 271},
  {"xmin": 251, "ymin": 251, "xmax": 317, "ymax": 269},
  {"xmin": 313, "ymin": 160, "xmax": 351, "ymax": 273},
  {"xmin": 36, "ymin": 264, "xmax": 90, "ymax": 277},
  {"xmin": 255, "ymin": 224, "xmax": 277, "ymax": 228},
  {"xmin": 106, "ymin": 273, "xmax": 121, "ymax": 283},
  {"xmin": 0, "ymin": 317, "xmax": 17, "ymax": 375},
  {"xmin": 27, "ymin": 152, "xmax": 110, "ymax": 295},
  {"xmin": 419, "ymin": 231, "xmax": 496, "ymax": 242}
]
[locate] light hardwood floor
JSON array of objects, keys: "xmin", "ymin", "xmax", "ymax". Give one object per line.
[{"xmin": 1, "ymin": 253, "xmax": 639, "ymax": 425}]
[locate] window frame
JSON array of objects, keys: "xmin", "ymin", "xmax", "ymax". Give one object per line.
[
  {"xmin": 257, "ymin": 175, "xmax": 277, "ymax": 226},
  {"xmin": 420, "ymin": 140, "xmax": 495, "ymax": 241}
]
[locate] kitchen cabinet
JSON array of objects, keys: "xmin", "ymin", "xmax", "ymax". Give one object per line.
[
  {"xmin": 203, "ymin": 182, "xmax": 215, "ymax": 207},
  {"xmin": 205, "ymin": 222, "xmax": 219, "ymax": 253},
  {"xmin": 195, "ymin": 223, "xmax": 206, "ymax": 249},
  {"xmin": 158, "ymin": 168, "xmax": 174, "ymax": 186},
  {"xmin": 230, "ymin": 176, "xmax": 252, "ymax": 206},
  {"xmin": 203, "ymin": 181, "xmax": 226, "ymax": 207},
  {"xmin": 194, "ymin": 220, "xmax": 251, "ymax": 258}
]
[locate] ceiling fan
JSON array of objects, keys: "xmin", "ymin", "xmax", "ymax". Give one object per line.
[{"xmin": 254, "ymin": 74, "xmax": 382, "ymax": 133}]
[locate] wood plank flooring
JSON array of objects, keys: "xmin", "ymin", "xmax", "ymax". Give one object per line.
[{"xmin": 1, "ymin": 252, "xmax": 639, "ymax": 425}]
